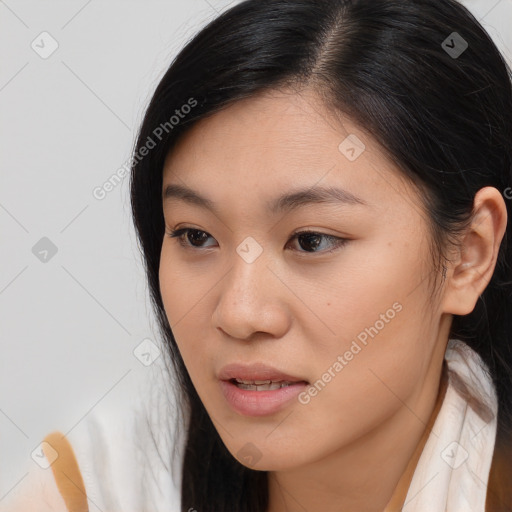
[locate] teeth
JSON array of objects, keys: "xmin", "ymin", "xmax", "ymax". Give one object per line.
[
  {"xmin": 235, "ymin": 379, "xmax": 273, "ymax": 385},
  {"xmin": 233, "ymin": 379, "xmax": 296, "ymax": 391}
]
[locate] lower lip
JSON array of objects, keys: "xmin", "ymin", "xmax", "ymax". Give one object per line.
[{"xmin": 219, "ymin": 380, "xmax": 308, "ymax": 416}]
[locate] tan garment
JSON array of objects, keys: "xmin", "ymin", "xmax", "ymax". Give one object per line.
[{"xmin": 42, "ymin": 432, "xmax": 89, "ymax": 512}]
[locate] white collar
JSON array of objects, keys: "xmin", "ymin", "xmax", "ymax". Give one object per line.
[{"xmin": 402, "ymin": 338, "xmax": 498, "ymax": 512}]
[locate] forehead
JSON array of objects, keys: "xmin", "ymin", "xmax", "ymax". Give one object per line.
[
  {"xmin": 165, "ymin": 88, "xmax": 357, "ymax": 169},
  {"xmin": 162, "ymin": 87, "xmax": 420, "ymax": 213}
]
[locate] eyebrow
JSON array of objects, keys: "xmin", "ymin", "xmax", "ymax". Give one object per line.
[{"xmin": 162, "ymin": 183, "xmax": 368, "ymax": 215}]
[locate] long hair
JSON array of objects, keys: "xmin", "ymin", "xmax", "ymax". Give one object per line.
[{"xmin": 129, "ymin": 1, "xmax": 512, "ymax": 510}]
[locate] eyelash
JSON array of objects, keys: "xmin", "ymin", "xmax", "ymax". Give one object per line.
[{"xmin": 165, "ymin": 227, "xmax": 348, "ymax": 255}]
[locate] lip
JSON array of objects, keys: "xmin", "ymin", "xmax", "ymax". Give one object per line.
[
  {"xmin": 218, "ymin": 362, "xmax": 308, "ymax": 383},
  {"xmin": 218, "ymin": 362, "xmax": 309, "ymax": 417},
  {"xmin": 219, "ymin": 380, "xmax": 308, "ymax": 416}
]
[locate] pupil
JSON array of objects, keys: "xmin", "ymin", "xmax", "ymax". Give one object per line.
[
  {"xmin": 300, "ymin": 233, "xmax": 321, "ymax": 251},
  {"xmin": 188, "ymin": 229, "xmax": 207, "ymax": 246}
]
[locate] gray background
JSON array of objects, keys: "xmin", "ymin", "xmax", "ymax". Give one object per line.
[{"xmin": 1, "ymin": 0, "xmax": 511, "ymax": 498}]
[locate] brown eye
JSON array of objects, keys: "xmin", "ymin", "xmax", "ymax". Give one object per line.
[
  {"xmin": 167, "ymin": 228, "xmax": 217, "ymax": 248},
  {"xmin": 186, "ymin": 229, "xmax": 210, "ymax": 247},
  {"xmin": 297, "ymin": 232, "xmax": 322, "ymax": 251},
  {"xmin": 289, "ymin": 230, "xmax": 348, "ymax": 254},
  {"xmin": 167, "ymin": 227, "xmax": 348, "ymax": 254}
]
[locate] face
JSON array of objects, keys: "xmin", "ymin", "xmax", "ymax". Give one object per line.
[{"xmin": 159, "ymin": 87, "xmax": 446, "ymax": 471}]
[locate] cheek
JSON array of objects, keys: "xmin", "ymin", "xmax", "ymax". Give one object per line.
[
  {"xmin": 158, "ymin": 243, "xmax": 214, "ymax": 331},
  {"xmin": 255, "ymin": 312, "xmax": 432, "ymax": 470},
  {"xmin": 158, "ymin": 246, "xmax": 219, "ymax": 389},
  {"xmin": 266, "ymin": 248, "xmax": 434, "ymax": 446},
  {"xmin": 304, "ymin": 238, "xmax": 429, "ymax": 348},
  {"xmin": 297, "ymin": 292, "xmax": 434, "ymax": 451}
]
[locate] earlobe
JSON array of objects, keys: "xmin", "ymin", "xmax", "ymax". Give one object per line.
[{"xmin": 442, "ymin": 187, "xmax": 508, "ymax": 316}]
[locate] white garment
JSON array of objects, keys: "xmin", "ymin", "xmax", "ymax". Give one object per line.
[
  {"xmin": 0, "ymin": 361, "xmax": 185, "ymax": 512},
  {"xmin": 403, "ymin": 338, "xmax": 498, "ymax": 512},
  {"xmin": 0, "ymin": 338, "xmax": 498, "ymax": 512},
  {"xmin": 67, "ymin": 363, "xmax": 185, "ymax": 512}
]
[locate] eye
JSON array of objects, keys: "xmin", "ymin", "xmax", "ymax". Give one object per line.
[
  {"xmin": 166, "ymin": 227, "xmax": 348, "ymax": 254},
  {"xmin": 288, "ymin": 230, "xmax": 348, "ymax": 254},
  {"xmin": 166, "ymin": 228, "xmax": 217, "ymax": 248}
]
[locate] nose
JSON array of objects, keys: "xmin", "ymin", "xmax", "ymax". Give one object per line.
[{"xmin": 212, "ymin": 248, "xmax": 292, "ymax": 341}]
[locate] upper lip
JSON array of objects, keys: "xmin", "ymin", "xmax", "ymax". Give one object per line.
[{"xmin": 218, "ymin": 362, "xmax": 308, "ymax": 383}]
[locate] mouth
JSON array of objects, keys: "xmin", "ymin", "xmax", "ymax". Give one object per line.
[
  {"xmin": 217, "ymin": 362, "xmax": 309, "ymax": 416},
  {"xmin": 218, "ymin": 361, "xmax": 309, "ymax": 385}
]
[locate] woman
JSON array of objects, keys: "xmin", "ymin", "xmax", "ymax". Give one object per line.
[{"xmin": 2, "ymin": 0, "xmax": 511, "ymax": 511}]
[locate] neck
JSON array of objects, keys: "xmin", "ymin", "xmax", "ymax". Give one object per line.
[{"xmin": 383, "ymin": 361, "xmax": 448, "ymax": 511}]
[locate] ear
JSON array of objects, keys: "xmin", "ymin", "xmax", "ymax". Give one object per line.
[{"xmin": 442, "ymin": 186, "xmax": 508, "ymax": 316}]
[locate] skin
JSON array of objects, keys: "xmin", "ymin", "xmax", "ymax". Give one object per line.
[{"xmin": 158, "ymin": 87, "xmax": 507, "ymax": 512}]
